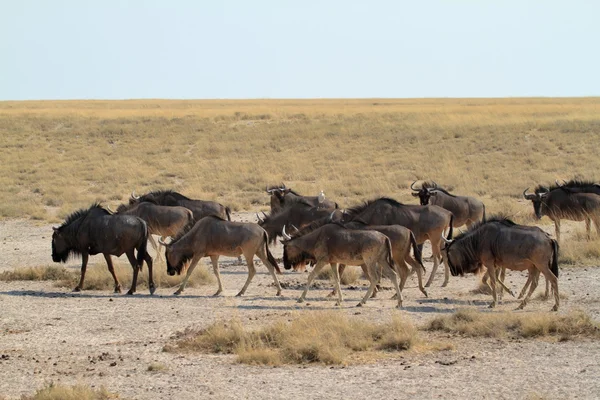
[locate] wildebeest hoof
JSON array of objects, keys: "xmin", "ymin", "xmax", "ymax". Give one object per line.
[
  {"xmin": 235, "ymin": 292, "xmax": 244, "ymax": 297},
  {"xmin": 422, "ymin": 290, "xmax": 428, "ymax": 298},
  {"xmin": 113, "ymin": 286, "xmax": 122, "ymax": 294},
  {"xmin": 297, "ymin": 298, "xmax": 305, "ymax": 304},
  {"xmin": 551, "ymin": 305, "xmax": 559, "ymax": 312},
  {"xmin": 326, "ymin": 291, "xmax": 336, "ymax": 298},
  {"xmin": 424, "ymin": 282, "xmax": 432, "ymax": 288},
  {"xmin": 149, "ymin": 286, "xmax": 156, "ymax": 296},
  {"xmin": 488, "ymin": 303, "xmax": 496, "ymax": 308},
  {"xmin": 441, "ymin": 282, "xmax": 449, "ymax": 288},
  {"xmin": 275, "ymin": 291, "xmax": 282, "ymax": 296},
  {"xmin": 390, "ymin": 293, "xmax": 397, "ymax": 300},
  {"xmin": 126, "ymin": 290, "xmax": 135, "ymax": 295},
  {"xmin": 173, "ymin": 290, "xmax": 182, "ymax": 296},
  {"xmin": 212, "ymin": 291, "xmax": 222, "ymax": 297},
  {"xmin": 356, "ymin": 302, "xmax": 364, "ymax": 307},
  {"xmin": 72, "ymin": 287, "xmax": 81, "ymax": 292},
  {"xmin": 334, "ymin": 302, "xmax": 341, "ymax": 307}
]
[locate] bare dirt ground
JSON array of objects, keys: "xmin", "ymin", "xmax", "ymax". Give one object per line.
[{"xmin": 2, "ymin": 214, "xmax": 600, "ymax": 399}]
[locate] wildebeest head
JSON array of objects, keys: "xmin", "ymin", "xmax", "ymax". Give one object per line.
[
  {"xmin": 51, "ymin": 227, "xmax": 70, "ymax": 263},
  {"xmin": 280, "ymin": 227, "xmax": 315, "ymax": 270},
  {"xmin": 411, "ymin": 180, "xmax": 439, "ymax": 205},
  {"xmin": 523, "ymin": 187, "xmax": 549, "ymax": 219},
  {"xmin": 441, "ymin": 231, "xmax": 481, "ymax": 277},
  {"xmin": 266, "ymin": 184, "xmax": 288, "ymax": 212},
  {"xmin": 159, "ymin": 237, "xmax": 193, "ymax": 276}
]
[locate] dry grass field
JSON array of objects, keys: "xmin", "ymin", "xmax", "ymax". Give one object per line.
[{"xmin": 2, "ymin": 98, "xmax": 600, "ymax": 399}]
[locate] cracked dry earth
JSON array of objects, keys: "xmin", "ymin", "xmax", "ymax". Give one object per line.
[{"xmin": 1, "ymin": 214, "xmax": 600, "ymax": 399}]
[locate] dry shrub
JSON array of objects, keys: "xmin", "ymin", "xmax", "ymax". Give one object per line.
[
  {"xmin": 315, "ymin": 266, "xmax": 362, "ymax": 285},
  {"xmin": 147, "ymin": 362, "xmax": 168, "ymax": 372},
  {"xmin": 20, "ymin": 382, "xmax": 117, "ymax": 400},
  {"xmin": 0, "ymin": 265, "xmax": 72, "ymax": 282},
  {"xmin": 558, "ymin": 232, "xmax": 600, "ymax": 266},
  {"xmin": 166, "ymin": 311, "xmax": 418, "ymax": 365},
  {"xmin": 426, "ymin": 309, "xmax": 600, "ymax": 340}
]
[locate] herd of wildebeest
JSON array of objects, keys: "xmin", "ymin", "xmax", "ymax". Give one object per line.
[{"xmin": 50, "ymin": 180, "xmax": 600, "ymax": 312}]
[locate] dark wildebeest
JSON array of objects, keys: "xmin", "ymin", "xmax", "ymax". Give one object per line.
[
  {"xmin": 266, "ymin": 184, "xmax": 338, "ymax": 213},
  {"xmin": 159, "ymin": 215, "xmax": 282, "ymax": 297},
  {"xmin": 111, "ymin": 202, "xmax": 194, "ymax": 261},
  {"xmin": 257, "ymin": 202, "xmax": 338, "ymax": 245},
  {"xmin": 441, "ymin": 216, "xmax": 559, "ymax": 311},
  {"xmin": 130, "ymin": 190, "xmax": 231, "ymax": 222},
  {"xmin": 281, "ymin": 222, "xmax": 403, "ymax": 308},
  {"xmin": 342, "ymin": 197, "xmax": 454, "ymax": 288},
  {"xmin": 410, "ymin": 181, "xmax": 486, "ymax": 228},
  {"xmin": 51, "ymin": 203, "xmax": 154, "ymax": 295},
  {"xmin": 523, "ymin": 180, "xmax": 600, "ymax": 242}
]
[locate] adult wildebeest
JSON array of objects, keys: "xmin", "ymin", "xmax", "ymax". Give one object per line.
[
  {"xmin": 257, "ymin": 203, "xmax": 338, "ymax": 244},
  {"xmin": 411, "ymin": 181, "xmax": 486, "ymax": 228},
  {"xmin": 281, "ymin": 222, "xmax": 403, "ymax": 308},
  {"xmin": 112, "ymin": 202, "xmax": 194, "ymax": 261},
  {"xmin": 523, "ymin": 180, "xmax": 600, "ymax": 242},
  {"xmin": 130, "ymin": 190, "xmax": 231, "ymax": 222},
  {"xmin": 342, "ymin": 197, "xmax": 454, "ymax": 287},
  {"xmin": 51, "ymin": 203, "xmax": 154, "ymax": 295},
  {"xmin": 441, "ymin": 216, "xmax": 559, "ymax": 311},
  {"xmin": 266, "ymin": 184, "xmax": 338, "ymax": 213},
  {"xmin": 159, "ymin": 215, "xmax": 282, "ymax": 297}
]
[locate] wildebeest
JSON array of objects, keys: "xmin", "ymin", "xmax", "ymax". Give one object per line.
[
  {"xmin": 130, "ymin": 190, "xmax": 231, "ymax": 222},
  {"xmin": 523, "ymin": 180, "xmax": 600, "ymax": 242},
  {"xmin": 411, "ymin": 181, "xmax": 486, "ymax": 228},
  {"xmin": 257, "ymin": 203, "xmax": 338, "ymax": 244},
  {"xmin": 342, "ymin": 197, "xmax": 454, "ymax": 287},
  {"xmin": 342, "ymin": 220, "xmax": 428, "ymax": 298},
  {"xmin": 159, "ymin": 215, "xmax": 282, "ymax": 297},
  {"xmin": 51, "ymin": 203, "xmax": 154, "ymax": 295},
  {"xmin": 441, "ymin": 216, "xmax": 559, "ymax": 311},
  {"xmin": 281, "ymin": 221, "xmax": 403, "ymax": 308},
  {"xmin": 266, "ymin": 184, "xmax": 338, "ymax": 213},
  {"xmin": 111, "ymin": 202, "xmax": 194, "ymax": 261}
]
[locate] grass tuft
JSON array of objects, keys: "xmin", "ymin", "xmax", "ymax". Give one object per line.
[
  {"xmin": 426, "ymin": 309, "xmax": 600, "ymax": 339},
  {"xmin": 165, "ymin": 312, "xmax": 418, "ymax": 365},
  {"xmin": 20, "ymin": 382, "xmax": 117, "ymax": 400}
]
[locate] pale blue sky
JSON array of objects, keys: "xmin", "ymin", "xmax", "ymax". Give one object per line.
[{"xmin": 1, "ymin": 1, "xmax": 598, "ymax": 100}]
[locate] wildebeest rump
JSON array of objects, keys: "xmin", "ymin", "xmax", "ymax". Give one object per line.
[
  {"xmin": 130, "ymin": 189, "xmax": 231, "ymax": 222},
  {"xmin": 281, "ymin": 222, "xmax": 403, "ymax": 307},
  {"xmin": 411, "ymin": 181, "xmax": 486, "ymax": 228},
  {"xmin": 51, "ymin": 203, "xmax": 154, "ymax": 295},
  {"xmin": 258, "ymin": 203, "xmax": 338, "ymax": 244},
  {"xmin": 114, "ymin": 202, "xmax": 194, "ymax": 261},
  {"xmin": 160, "ymin": 215, "xmax": 282, "ymax": 297},
  {"xmin": 442, "ymin": 216, "xmax": 559, "ymax": 311},
  {"xmin": 266, "ymin": 184, "xmax": 338, "ymax": 213},
  {"xmin": 342, "ymin": 197, "xmax": 454, "ymax": 287},
  {"xmin": 523, "ymin": 180, "xmax": 600, "ymax": 242}
]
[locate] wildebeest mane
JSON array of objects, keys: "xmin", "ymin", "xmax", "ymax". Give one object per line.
[
  {"xmin": 59, "ymin": 203, "xmax": 109, "ymax": 230},
  {"xmin": 344, "ymin": 197, "xmax": 404, "ymax": 218},
  {"xmin": 143, "ymin": 189, "xmax": 191, "ymax": 202},
  {"xmin": 550, "ymin": 180, "xmax": 599, "ymax": 193},
  {"xmin": 429, "ymin": 187, "xmax": 456, "ymax": 197},
  {"xmin": 288, "ymin": 217, "xmax": 343, "ymax": 239},
  {"xmin": 453, "ymin": 214, "xmax": 516, "ymax": 241}
]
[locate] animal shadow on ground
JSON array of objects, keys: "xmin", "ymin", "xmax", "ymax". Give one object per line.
[{"xmin": 0, "ymin": 290, "xmax": 175, "ymax": 300}]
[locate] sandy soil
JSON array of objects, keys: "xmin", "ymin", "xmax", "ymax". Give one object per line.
[{"xmin": 1, "ymin": 214, "xmax": 600, "ymax": 399}]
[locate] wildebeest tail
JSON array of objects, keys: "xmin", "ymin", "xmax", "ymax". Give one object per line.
[
  {"xmin": 482, "ymin": 204, "xmax": 486, "ymax": 222},
  {"xmin": 137, "ymin": 222, "xmax": 149, "ymax": 270},
  {"xmin": 384, "ymin": 237, "xmax": 394, "ymax": 271},
  {"xmin": 263, "ymin": 231, "xmax": 282, "ymax": 274},
  {"xmin": 550, "ymin": 239, "xmax": 559, "ymax": 278},
  {"xmin": 410, "ymin": 232, "xmax": 425, "ymax": 273},
  {"xmin": 447, "ymin": 214, "xmax": 454, "ymax": 240},
  {"xmin": 225, "ymin": 206, "xmax": 232, "ymax": 221}
]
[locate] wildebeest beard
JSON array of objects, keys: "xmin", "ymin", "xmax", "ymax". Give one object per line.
[
  {"xmin": 282, "ymin": 246, "xmax": 315, "ymax": 270},
  {"xmin": 167, "ymin": 253, "xmax": 193, "ymax": 276},
  {"xmin": 51, "ymin": 241, "xmax": 70, "ymax": 263}
]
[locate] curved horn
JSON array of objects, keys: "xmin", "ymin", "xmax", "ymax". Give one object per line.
[
  {"xmin": 328, "ymin": 211, "xmax": 336, "ymax": 221},
  {"xmin": 107, "ymin": 205, "xmax": 115, "ymax": 213},
  {"xmin": 555, "ymin": 179, "xmax": 562, "ymax": 187},
  {"xmin": 131, "ymin": 191, "xmax": 140, "ymax": 200},
  {"xmin": 410, "ymin": 180, "xmax": 419, "ymax": 191},
  {"xmin": 262, "ymin": 211, "xmax": 268, "ymax": 218},
  {"xmin": 441, "ymin": 234, "xmax": 453, "ymax": 244},
  {"xmin": 158, "ymin": 237, "xmax": 171, "ymax": 246},
  {"xmin": 256, "ymin": 213, "xmax": 264, "ymax": 223},
  {"xmin": 523, "ymin": 188, "xmax": 536, "ymax": 200},
  {"xmin": 290, "ymin": 224, "xmax": 300, "ymax": 233},
  {"xmin": 281, "ymin": 226, "xmax": 292, "ymax": 240}
]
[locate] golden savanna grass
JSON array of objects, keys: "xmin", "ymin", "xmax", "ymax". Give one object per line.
[
  {"xmin": 2, "ymin": 98, "xmax": 600, "ymax": 261},
  {"xmin": 0, "ymin": 263, "xmax": 214, "ymax": 291},
  {"xmin": 19, "ymin": 382, "xmax": 118, "ymax": 400},
  {"xmin": 426, "ymin": 309, "xmax": 600, "ymax": 340},
  {"xmin": 164, "ymin": 311, "xmax": 420, "ymax": 365}
]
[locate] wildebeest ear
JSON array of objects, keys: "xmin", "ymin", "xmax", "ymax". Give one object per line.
[
  {"xmin": 52, "ymin": 227, "xmax": 59, "ymax": 232},
  {"xmin": 411, "ymin": 192, "xmax": 420, "ymax": 197}
]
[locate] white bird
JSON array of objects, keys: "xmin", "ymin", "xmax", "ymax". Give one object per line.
[{"xmin": 318, "ymin": 190, "xmax": 325, "ymax": 205}]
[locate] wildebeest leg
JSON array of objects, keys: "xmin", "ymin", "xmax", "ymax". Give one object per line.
[
  {"xmin": 486, "ymin": 265, "xmax": 498, "ymax": 308},
  {"xmin": 256, "ymin": 246, "xmax": 282, "ymax": 296},
  {"xmin": 298, "ymin": 260, "xmax": 327, "ymax": 303},
  {"xmin": 147, "ymin": 235, "xmax": 160, "ymax": 262},
  {"xmin": 209, "ymin": 255, "xmax": 224, "ymax": 296},
  {"xmin": 554, "ymin": 220, "xmax": 561, "ymax": 243},
  {"xmin": 103, "ymin": 254, "xmax": 121, "ymax": 293},
  {"xmin": 236, "ymin": 252, "xmax": 256, "ymax": 297},
  {"xmin": 328, "ymin": 264, "xmax": 346, "ymax": 297},
  {"xmin": 125, "ymin": 250, "xmax": 140, "ymax": 295},
  {"xmin": 174, "ymin": 255, "xmax": 202, "ymax": 295},
  {"xmin": 358, "ymin": 262, "xmax": 381, "ymax": 307},
  {"xmin": 382, "ymin": 262, "xmax": 403, "ymax": 308},
  {"xmin": 539, "ymin": 267, "xmax": 559, "ymax": 312},
  {"xmin": 518, "ymin": 272, "xmax": 534, "ymax": 299},
  {"xmin": 144, "ymin": 252, "xmax": 156, "ymax": 295},
  {"xmin": 330, "ymin": 263, "xmax": 343, "ymax": 306},
  {"xmin": 585, "ymin": 218, "xmax": 592, "ymax": 240},
  {"xmin": 74, "ymin": 252, "xmax": 89, "ymax": 292},
  {"xmin": 517, "ymin": 269, "xmax": 540, "ymax": 310},
  {"xmin": 405, "ymin": 256, "xmax": 428, "ymax": 297},
  {"xmin": 543, "ymin": 277, "xmax": 550, "ymax": 300}
]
